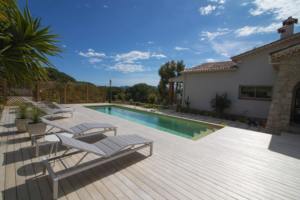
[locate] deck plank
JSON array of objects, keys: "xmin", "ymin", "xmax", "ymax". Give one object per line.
[{"xmin": 1, "ymin": 104, "xmax": 300, "ymax": 200}]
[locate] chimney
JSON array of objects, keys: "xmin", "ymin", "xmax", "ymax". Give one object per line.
[{"xmin": 278, "ymin": 17, "xmax": 298, "ymax": 39}]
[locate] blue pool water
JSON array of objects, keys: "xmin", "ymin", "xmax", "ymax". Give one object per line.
[{"xmin": 86, "ymin": 105, "xmax": 220, "ymax": 140}]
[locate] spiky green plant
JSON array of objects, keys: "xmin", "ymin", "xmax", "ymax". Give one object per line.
[
  {"xmin": 17, "ymin": 102, "xmax": 29, "ymax": 119},
  {"xmin": 0, "ymin": 0, "xmax": 65, "ymax": 86},
  {"xmin": 28, "ymin": 107, "xmax": 45, "ymax": 124}
]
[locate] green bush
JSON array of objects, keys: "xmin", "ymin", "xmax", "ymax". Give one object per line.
[
  {"xmin": 220, "ymin": 123, "xmax": 230, "ymax": 127},
  {"xmin": 176, "ymin": 107, "xmax": 179, "ymax": 112},
  {"xmin": 180, "ymin": 107, "xmax": 183, "ymax": 113},
  {"xmin": 0, "ymin": 99, "xmax": 6, "ymax": 105},
  {"xmin": 147, "ymin": 94, "xmax": 157, "ymax": 105},
  {"xmin": 129, "ymin": 99, "xmax": 133, "ymax": 105},
  {"xmin": 120, "ymin": 93, "xmax": 126, "ymax": 103},
  {"xmin": 136, "ymin": 102, "xmax": 140, "ymax": 106},
  {"xmin": 142, "ymin": 104, "xmax": 151, "ymax": 108},
  {"xmin": 210, "ymin": 92, "xmax": 231, "ymax": 114}
]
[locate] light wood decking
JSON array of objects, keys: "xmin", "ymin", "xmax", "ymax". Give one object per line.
[{"xmin": 1, "ymin": 105, "xmax": 300, "ymax": 200}]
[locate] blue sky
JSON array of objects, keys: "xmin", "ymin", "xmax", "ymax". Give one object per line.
[{"xmin": 19, "ymin": 0, "xmax": 300, "ymax": 86}]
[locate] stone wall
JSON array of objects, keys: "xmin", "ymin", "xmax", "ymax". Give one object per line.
[{"xmin": 265, "ymin": 53, "xmax": 300, "ymax": 135}]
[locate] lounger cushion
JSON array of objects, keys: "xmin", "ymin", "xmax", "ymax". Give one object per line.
[{"xmin": 55, "ymin": 133, "xmax": 153, "ymax": 157}]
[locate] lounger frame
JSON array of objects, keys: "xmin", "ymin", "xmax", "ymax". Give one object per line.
[{"xmin": 42, "ymin": 142, "xmax": 153, "ymax": 200}]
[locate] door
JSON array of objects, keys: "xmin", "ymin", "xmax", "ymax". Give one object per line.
[{"xmin": 294, "ymin": 88, "xmax": 300, "ymax": 123}]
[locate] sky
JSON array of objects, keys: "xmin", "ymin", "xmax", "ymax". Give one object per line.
[{"xmin": 19, "ymin": 0, "xmax": 300, "ymax": 87}]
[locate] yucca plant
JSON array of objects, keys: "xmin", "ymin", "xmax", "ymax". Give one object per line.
[
  {"xmin": 17, "ymin": 102, "xmax": 29, "ymax": 119},
  {"xmin": 28, "ymin": 107, "xmax": 45, "ymax": 124},
  {"xmin": 0, "ymin": 0, "xmax": 65, "ymax": 87}
]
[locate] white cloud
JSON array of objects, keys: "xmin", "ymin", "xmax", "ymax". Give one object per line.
[
  {"xmin": 206, "ymin": 58, "xmax": 216, "ymax": 62},
  {"xmin": 199, "ymin": 5, "xmax": 216, "ymax": 15},
  {"xmin": 148, "ymin": 41, "xmax": 153, "ymax": 44},
  {"xmin": 88, "ymin": 49, "xmax": 94, "ymax": 52},
  {"xmin": 175, "ymin": 47, "xmax": 189, "ymax": 50},
  {"xmin": 235, "ymin": 22, "xmax": 281, "ymax": 36},
  {"xmin": 62, "ymin": 44, "xmax": 66, "ymax": 48},
  {"xmin": 210, "ymin": 40, "xmax": 262, "ymax": 57},
  {"xmin": 103, "ymin": 5, "xmax": 108, "ymax": 8},
  {"xmin": 93, "ymin": 65, "xmax": 101, "ymax": 69},
  {"xmin": 249, "ymin": 0, "xmax": 300, "ymax": 20},
  {"xmin": 221, "ymin": 53, "xmax": 230, "ymax": 57},
  {"xmin": 79, "ymin": 51, "xmax": 106, "ymax": 57},
  {"xmin": 114, "ymin": 51, "xmax": 151, "ymax": 63},
  {"xmin": 106, "ymin": 63, "xmax": 146, "ymax": 73},
  {"xmin": 241, "ymin": 2, "xmax": 249, "ymax": 6},
  {"xmin": 200, "ymin": 29, "xmax": 230, "ymax": 41},
  {"xmin": 217, "ymin": 28, "xmax": 229, "ymax": 31},
  {"xmin": 218, "ymin": 5, "xmax": 225, "ymax": 9},
  {"xmin": 75, "ymin": 50, "xmax": 78, "ymax": 52},
  {"xmin": 89, "ymin": 58, "xmax": 102, "ymax": 64},
  {"xmin": 200, "ymin": 38, "xmax": 205, "ymax": 41},
  {"xmin": 151, "ymin": 53, "xmax": 167, "ymax": 59},
  {"xmin": 209, "ymin": 0, "xmax": 226, "ymax": 3}
]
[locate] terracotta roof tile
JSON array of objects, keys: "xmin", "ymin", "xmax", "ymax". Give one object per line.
[{"xmin": 182, "ymin": 61, "xmax": 237, "ymax": 74}]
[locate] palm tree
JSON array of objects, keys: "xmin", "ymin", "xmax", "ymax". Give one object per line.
[{"xmin": 0, "ymin": 0, "xmax": 65, "ymax": 86}]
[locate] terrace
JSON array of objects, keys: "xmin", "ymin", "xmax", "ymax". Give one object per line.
[{"xmin": 1, "ymin": 103, "xmax": 300, "ymax": 199}]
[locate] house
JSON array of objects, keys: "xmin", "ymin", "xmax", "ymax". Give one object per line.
[{"xmin": 169, "ymin": 17, "xmax": 300, "ymax": 135}]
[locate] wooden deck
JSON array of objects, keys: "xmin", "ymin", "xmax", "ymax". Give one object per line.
[{"xmin": 1, "ymin": 104, "xmax": 300, "ymax": 200}]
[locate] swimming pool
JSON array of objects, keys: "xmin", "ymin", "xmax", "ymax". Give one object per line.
[{"xmin": 86, "ymin": 105, "xmax": 222, "ymax": 140}]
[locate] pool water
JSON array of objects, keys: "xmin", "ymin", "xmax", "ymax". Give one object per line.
[{"xmin": 86, "ymin": 105, "xmax": 221, "ymax": 140}]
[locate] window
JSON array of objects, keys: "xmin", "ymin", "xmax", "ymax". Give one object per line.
[{"xmin": 239, "ymin": 86, "xmax": 272, "ymax": 100}]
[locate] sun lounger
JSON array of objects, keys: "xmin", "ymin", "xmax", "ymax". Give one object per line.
[
  {"xmin": 42, "ymin": 133, "xmax": 153, "ymax": 200},
  {"xmin": 32, "ymin": 117, "xmax": 117, "ymax": 156},
  {"xmin": 22, "ymin": 97, "xmax": 74, "ymax": 118},
  {"xmin": 42, "ymin": 101, "xmax": 76, "ymax": 112}
]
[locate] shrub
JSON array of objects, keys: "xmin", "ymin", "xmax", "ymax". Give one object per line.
[
  {"xmin": 184, "ymin": 108, "xmax": 188, "ymax": 113},
  {"xmin": 210, "ymin": 92, "xmax": 231, "ymax": 114},
  {"xmin": 114, "ymin": 94, "xmax": 119, "ymax": 101},
  {"xmin": 17, "ymin": 102, "xmax": 30, "ymax": 119},
  {"xmin": 238, "ymin": 116, "xmax": 246, "ymax": 123},
  {"xmin": 129, "ymin": 99, "xmax": 133, "ymax": 105},
  {"xmin": 180, "ymin": 107, "xmax": 183, "ymax": 113},
  {"xmin": 185, "ymin": 96, "xmax": 191, "ymax": 111},
  {"xmin": 142, "ymin": 104, "xmax": 152, "ymax": 108},
  {"xmin": 136, "ymin": 102, "xmax": 140, "ymax": 106},
  {"xmin": 120, "ymin": 93, "xmax": 126, "ymax": 103},
  {"xmin": 220, "ymin": 123, "xmax": 230, "ymax": 127},
  {"xmin": 0, "ymin": 99, "xmax": 6, "ymax": 105},
  {"xmin": 199, "ymin": 110, "xmax": 204, "ymax": 116},
  {"xmin": 176, "ymin": 107, "xmax": 179, "ymax": 112},
  {"xmin": 147, "ymin": 94, "xmax": 157, "ymax": 105}
]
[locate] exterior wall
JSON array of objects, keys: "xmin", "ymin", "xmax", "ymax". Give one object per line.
[
  {"xmin": 265, "ymin": 52, "xmax": 300, "ymax": 135},
  {"xmin": 183, "ymin": 39, "xmax": 300, "ymax": 119}
]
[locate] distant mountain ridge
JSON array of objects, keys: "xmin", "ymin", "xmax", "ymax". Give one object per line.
[{"xmin": 120, "ymin": 85, "xmax": 157, "ymax": 89}]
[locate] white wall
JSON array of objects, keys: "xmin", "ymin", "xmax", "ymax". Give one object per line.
[{"xmin": 183, "ymin": 39, "xmax": 300, "ymax": 118}]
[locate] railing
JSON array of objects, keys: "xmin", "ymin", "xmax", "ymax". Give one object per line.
[{"xmin": 1, "ymin": 79, "xmax": 106, "ymax": 105}]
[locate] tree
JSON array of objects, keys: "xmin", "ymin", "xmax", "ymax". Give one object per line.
[
  {"xmin": 125, "ymin": 83, "xmax": 157, "ymax": 102},
  {"xmin": 0, "ymin": 0, "xmax": 64, "ymax": 86},
  {"xmin": 109, "ymin": 79, "xmax": 112, "ymax": 103},
  {"xmin": 175, "ymin": 60, "xmax": 185, "ymax": 94},
  {"xmin": 158, "ymin": 61, "xmax": 176, "ymax": 101},
  {"xmin": 147, "ymin": 94, "xmax": 157, "ymax": 105}
]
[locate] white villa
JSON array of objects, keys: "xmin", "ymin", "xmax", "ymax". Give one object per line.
[{"xmin": 169, "ymin": 17, "xmax": 300, "ymax": 135}]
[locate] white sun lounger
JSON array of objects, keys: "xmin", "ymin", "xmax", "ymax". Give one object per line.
[
  {"xmin": 42, "ymin": 101, "xmax": 76, "ymax": 112},
  {"xmin": 42, "ymin": 133, "xmax": 153, "ymax": 200},
  {"xmin": 22, "ymin": 97, "xmax": 74, "ymax": 118},
  {"xmin": 32, "ymin": 117, "xmax": 117, "ymax": 156}
]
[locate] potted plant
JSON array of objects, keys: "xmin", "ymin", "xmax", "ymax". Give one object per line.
[
  {"xmin": 15, "ymin": 102, "xmax": 32, "ymax": 132},
  {"xmin": 26, "ymin": 107, "xmax": 46, "ymax": 136}
]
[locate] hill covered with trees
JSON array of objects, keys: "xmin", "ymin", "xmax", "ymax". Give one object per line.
[{"xmin": 46, "ymin": 68, "xmax": 94, "ymax": 85}]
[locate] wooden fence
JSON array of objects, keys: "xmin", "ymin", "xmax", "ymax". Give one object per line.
[{"xmin": 1, "ymin": 79, "xmax": 106, "ymax": 105}]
